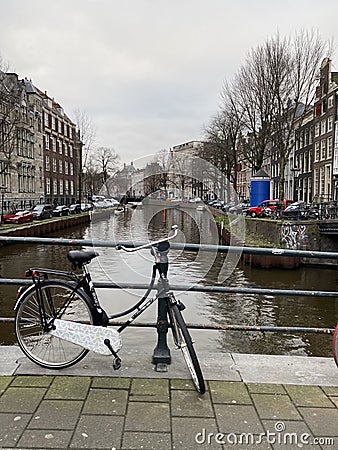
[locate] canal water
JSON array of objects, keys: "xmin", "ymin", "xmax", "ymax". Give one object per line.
[{"xmin": 0, "ymin": 206, "xmax": 337, "ymax": 359}]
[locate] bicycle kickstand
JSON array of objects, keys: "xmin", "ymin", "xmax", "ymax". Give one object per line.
[{"xmin": 104, "ymin": 338, "xmax": 122, "ymax": 370}]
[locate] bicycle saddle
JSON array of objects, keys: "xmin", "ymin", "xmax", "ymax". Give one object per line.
[{"xmin": 67, "ymin": 250, "xmax": 99, "ymax": 266}]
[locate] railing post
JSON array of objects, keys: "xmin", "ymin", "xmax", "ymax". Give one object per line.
[{"xmin": 152, "ymin": 277, "xmax": 171, "ymax": 371}]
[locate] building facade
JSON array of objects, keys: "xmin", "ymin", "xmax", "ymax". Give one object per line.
[
  {"xmin": 0, "ymin": 71, "xmax": 82, "ymax": 212},
  {"xmin": 312, "ymin": 58, "xmax": 338, "ymax": 202},
  {"xmin": 40, "ymin": 89, "xmax": 80, "ymax": 205},
  {"xmin": 0, "ymin": 73, "xmax": 44, "ymax": 211}
]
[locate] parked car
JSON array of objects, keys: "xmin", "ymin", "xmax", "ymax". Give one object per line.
[
  {"xmin": 3, "ymin": 210, "xmax": 33, "ymax": 224},
  {"xmin": 53, "ymin": 205, "xmax": 69, "ymax": 217},
  {"xmin": 105, "ymin": 198, "xmax": 120, "ymax": 207},
  {"xmin": 248, "ymin": 199, "xmax": 293, "ymax": 218},
  {"xmin": 31, "ymin": 204, "xmax": 53, "ymax": 220},
  {"xmin": 69, "ymin": 203, "xmax": 82, "ymax": 214},
  {"xmin": 80, "ymin": 203, "xmax": 93, "ymax": 212},
  {"xmin": 188, "ymin": 197, "xmax": 203, "ymax": 203},
  {"xmin": 211, "ymin": 200, "xmax": 225, "ymax": 209},
  {"xmin": 228, "ymin": 202, "xmax": 250, "ymax": 215},
  {"xmin": 283, "ymin": 201, "xmax": 319, "ymax": 220}
]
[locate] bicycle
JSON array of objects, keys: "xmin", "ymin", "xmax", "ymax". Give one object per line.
[{"xmin": 14, "ymin": 225, "xmax": 206, "ymax": 394}]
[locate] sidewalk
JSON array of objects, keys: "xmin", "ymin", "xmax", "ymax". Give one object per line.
[{"xmin": 0, "ymin": 347, "xmax": 338, "ymax": 449}]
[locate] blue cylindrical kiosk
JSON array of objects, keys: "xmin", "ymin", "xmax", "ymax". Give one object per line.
[{"xmin": 250, "ymin": 169, "xmax": 270, "ymax": 207}]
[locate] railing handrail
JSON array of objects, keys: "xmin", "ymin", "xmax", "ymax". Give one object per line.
[
  {"xmin": 0, "ymin": 277, "xmax": 337, "ymax": 299},
  {"xmin": 1, "ymin": 235, "xmax": 338, "ymax": 259},
  {"xmin": 0, "ymin": 235, "xmax": 336, "ymax": 341}
]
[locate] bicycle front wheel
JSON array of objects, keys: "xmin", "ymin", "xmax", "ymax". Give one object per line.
[
  {"xmin": 15, "ymin": 280, "xmax": 95, "ymax": 369},
  {"xmin": 168, "ymin": 303, "xmax": 206, "ymax": 394},
  {"xmin": 332, "ymin": 325, "xmax": 338, "ymax": 367}
]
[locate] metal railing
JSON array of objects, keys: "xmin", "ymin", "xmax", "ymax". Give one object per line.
[
  {"xmin": 1, "ymin": 234, "xmax": 337, "ymax": 368},
  {"xmin": 0, "ymin": 235, "xmax": 336, "ymax": 337}
]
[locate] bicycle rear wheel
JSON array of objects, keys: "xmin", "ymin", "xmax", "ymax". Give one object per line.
[
  {"xmin": 168, "ymin": 302, "xmax": 206, "ymax": 394},
  {"xmin": 15, "ymin": 280, "xmax": 95, "ymax": 369},
  {"xmin": 332, "ymin": 325, "xmax": 338, "ymax": 367}
]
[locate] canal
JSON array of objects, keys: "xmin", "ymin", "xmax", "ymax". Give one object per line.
[{"xmin": 0, "ymin": 206, "xmax": 337, "ymax": 359}]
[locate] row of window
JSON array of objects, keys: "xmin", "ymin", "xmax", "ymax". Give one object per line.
[
  {"xmin": 295, "ymin": 151, "xmax": 312, "ymax": 174},
  {"xmin": 314, "ymin": 115, "xmax": 334, "ymax": 137},
  {"xmin": 18, "ymin": 174, "xmax": 35, "ymax": 193},
  {"xmin": 313, "ymin": 165, "xmax": 331, "ymax": 197},
  {"xmin": 45, "ymin": 156, "xmax": 74, "ymax": 175},
  {"xmin": 314, "ymin": 137, "xmax": 333, "ymax": 162},
  {"xmin": 43, "ymin": 112, "xmax": 75, "ymax": 139},
  {"xmin": 46, "ymin": 178, "xmax": 74, "ymax": 196},
  {"xmin": 45, "ymin": 135, "xmax": 74, "ymax": 156},
  {"xmin": 315, "ymin": 94, "xmax": 335, "ymax": 116}
]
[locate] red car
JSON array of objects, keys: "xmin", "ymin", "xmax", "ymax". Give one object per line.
[
  {"xmin": 3, "ymin": 210, "xmax": 34, "ymax": 224},
  {"xmin": 248, "ymin": 199, "xmax": 293, "ymax": 217}
]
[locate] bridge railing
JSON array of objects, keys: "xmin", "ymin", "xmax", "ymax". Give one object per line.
[{"xmin": 0, "ymin": 235, "xmax": 336, "ymax": 366}]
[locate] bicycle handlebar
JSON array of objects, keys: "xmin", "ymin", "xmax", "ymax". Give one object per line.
[{"xmin": 116, "ymin": 225, "xmax": 178, "ymax": 253}]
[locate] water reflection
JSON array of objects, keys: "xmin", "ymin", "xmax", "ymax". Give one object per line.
[{"xmin": 0, "ymin": 207, "xmax": 337, "ymax": 358}]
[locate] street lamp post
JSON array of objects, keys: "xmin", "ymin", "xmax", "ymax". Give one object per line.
[{"xmin": 0, "ymin": 186, "xmax": 8, "ymax": 224}]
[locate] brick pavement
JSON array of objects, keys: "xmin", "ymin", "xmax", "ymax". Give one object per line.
[{"xmin": 0, "ymin": 375, "xmax": 337, "ymax": 449}]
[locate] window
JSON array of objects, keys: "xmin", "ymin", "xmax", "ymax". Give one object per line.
[
  {"xmin": 327, "ymin": 116, "xmax": 333, "ymax": 132},
  {"xmin": 321, "ymin": 139, "xmax": 326, "ymax": 160},
  {"xmin": 50, "ymin": 136, "xmax": 54, "ymax": 151},
  {"xmin": 52, "ymin": 116, "xmax": 56, "ymax": 130},
  {"xmin": 314, "ymin": 168, "xmax": 319, "ymax": 196},
  {"xmin": 53, "ymin": 179, "xmax": 58, "ymax": 195},
  {"xmin": 60, "ymin": 179, "xmax": 64, "ymax": 195},
  {"xmin": 59, "ymin": 140, "xmax": 63, "ymax": 154},
  {"xmin": 315, "ymin": 122, "xmax": 320, "ymax": 137},
  {"xmin": 315, "ymin": 142, "xmax": 320, "ymax": 161},
  {"xmin": 44, "ymin": 112, "xmax": 49, "ymax": 128},
  {"xmin": 328, "ymin": 136, "xmax": 333, "ymax": 159},
  {"xmin": 45, "ymin": 135, "xmax": 50, "ymax": 150},
  {"xmin": 46, "ymin": 178, "xmax": 51, "ymax": 195},
  {"xmin": 52, "ymin": 158, "xmax": 57, "ymax": 173},
  {"xmin": 45, "ymin": 155, "xmax": 50, "ymax": 171},
  {"xmin": 59, "ymin": 160, "xmax": 63, "ymax": 173},
  {"xmin": 326, "ymin": 165, "xmax": 331, "ymax": 197},
  {"xmin": 320, "ymin": 120, "xmax": 326, "ymax": 135},
  {"xmin": 320, "ymin": 166, "xmax": 325, "ymax": 195},
  {"xmin": 65, "ymin": 162, "xmax": 69, "ymax": 175},
  {"xmin": 328, "ymin": 95, "xmax": 334, "ymax": 109},
  {"xmin": 70, "ymin": 180, "xmax": 74, "ymax": 195},
  {"xmin": 308, "ymin": 150, "xmax": 312, "ymax": 172},
  {"xmin": 70, "ymin": 163, "xmax": 74, "ymax": 175}
]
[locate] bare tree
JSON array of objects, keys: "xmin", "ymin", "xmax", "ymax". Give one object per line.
[
  {"xmin": 95, "ymin": 146, "xmax": 120, "ymax": 196},
  {"xmin": 72, "ymin": 109, "xmax": 96, "ymax": 170},
  {"xmin": 232, "ymin": 30, "xmax": 331, "ymax": 200},
  {"xmin": 230, "ymin": 45, "xmax": 276, "ymax": 173},
  {"xmin": 156, "ymin": 148, "xmax": 172, "ymax": 192},
  {"xmin": 0, "ymin": 56, "xmax": 25, "ymax": 184},
  {"xmin": 267, "ymin": 31, "xmax": 331, "ymax": 200},
  {"xmin": 72, "ymin": 109, "xmax": 96, "ymax": 201}
]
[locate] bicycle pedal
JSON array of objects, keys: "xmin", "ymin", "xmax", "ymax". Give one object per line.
[
  {"xmin": 177, "ymin": 300, "xmax": 186, "ymax": 311},
  {"xmin": 113, "ymin": 357, "xmax": 122, "ymax": 370}
]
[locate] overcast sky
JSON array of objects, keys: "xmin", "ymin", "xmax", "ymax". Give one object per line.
[{"xmin": 1, "ymin": 0, "xmax": 338, "ymax": 165}]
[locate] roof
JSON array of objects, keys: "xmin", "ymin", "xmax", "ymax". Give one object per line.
[{"xmin": 252, "ymin": 168, "xmax": 269, "ymax": 178}]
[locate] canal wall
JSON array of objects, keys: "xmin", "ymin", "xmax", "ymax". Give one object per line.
[
  {"xmin": 0, "ymin": 213, "xmax": 90, "ymax": 240},
  {"xmin": 217, "ymin": 213, "xmax": 338, "ymax": 268}
]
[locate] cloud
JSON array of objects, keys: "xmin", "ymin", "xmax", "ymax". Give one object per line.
[{"xmin": 1, "ymin": 0, "xmax": 338, "ymax": 162}]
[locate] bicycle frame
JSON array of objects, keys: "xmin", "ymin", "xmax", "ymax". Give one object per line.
[{"xmin": 20, "ymin": 243, "xmax": 176, "ymax": 334}]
